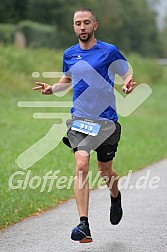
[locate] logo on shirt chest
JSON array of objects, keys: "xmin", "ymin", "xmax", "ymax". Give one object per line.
[{"xmin": 76, "ymin": 55, "xmax": 82, "ymax": 59}]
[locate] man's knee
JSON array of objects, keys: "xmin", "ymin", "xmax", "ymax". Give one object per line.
[
  {"xmin": 76, "ymin": 160, "xmax": 88, "ymax": 176},
  {"xmin": 99, "ymin": 167, "xmax": 111, "ymax": 178},
  {"xmin": 98, "ymin": 162, "xmax": 118, "ymax": 178},
  {"xmin": 98, "ymin": 162, "xmax": 111, "ymax": 176},
  {"xmin": 75, "ymin": 151, "xmax": 89, "ymax": 176}
]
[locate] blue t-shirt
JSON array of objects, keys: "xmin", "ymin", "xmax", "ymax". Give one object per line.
[{"xmin": 63, "ymin": 39, "xmax": 128, "ymax": 122}]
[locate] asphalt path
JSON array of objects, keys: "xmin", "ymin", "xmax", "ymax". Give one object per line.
[{"xmin": 0, "ymin": 159, "xmax": 167, "ymax": 252}]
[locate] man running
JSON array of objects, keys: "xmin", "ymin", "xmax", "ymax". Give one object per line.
[{"xmin": 33, "ymin": 8, "xmax": 136, "ymax": 243}]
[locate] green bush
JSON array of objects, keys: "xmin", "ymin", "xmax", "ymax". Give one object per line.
[
  {"xmin": 0, "ymin": 24, "xmax": 15, "ymax": 45},
  {"xmin": 18, "ymin": 20, "xmax": 58, "ymax": 48}
]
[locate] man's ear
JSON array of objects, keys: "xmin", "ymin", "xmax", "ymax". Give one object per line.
[
  {"xmin": 94, "ymin": 22, "xmax": 98, "ymax": 31},
  {"xmin": 73, "ymin": 24, "xmax": 76, "ymax": 32}
]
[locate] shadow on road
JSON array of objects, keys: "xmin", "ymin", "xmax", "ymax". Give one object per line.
[{"xmin": 78, "ymin": 241, "xmax": 135, "ymax": 252}]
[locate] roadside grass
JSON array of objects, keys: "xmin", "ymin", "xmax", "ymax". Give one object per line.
[{"xmin": 0, "ymin": 46, "xmax": 167, "ymax": 229}]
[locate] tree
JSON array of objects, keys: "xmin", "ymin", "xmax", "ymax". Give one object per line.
[
  {"xmin": 0, "ymin": 0, "xmax": 28, "ymax": 23},
  {"xmin": 0, "ymin": 0, "xmax": 164, "ymax": 56},
  {"xmin": 26, "ymin": 0, "xmax": 96, "ymax": 47},
  {"xmin": 93, "ymin": 0, "xmax": 162, "ymax": 56}
]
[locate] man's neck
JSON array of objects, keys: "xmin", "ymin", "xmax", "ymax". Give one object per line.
[{"xmin": 79, "ymin": 37, "xmax": 97, "ymax": 50}]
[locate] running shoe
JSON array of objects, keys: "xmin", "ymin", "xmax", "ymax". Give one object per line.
[
  {"xmin": 71, "ymin": 222, "xmax": 93, "ymax": 243},
  {"xmin": 110, "ymin": 194, "xmax": 123, "ymax": 225}
]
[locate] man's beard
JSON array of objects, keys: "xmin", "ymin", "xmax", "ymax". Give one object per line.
[{"xmin": 78, "ymin": 30, "xmax": 94, "ymax": 42}]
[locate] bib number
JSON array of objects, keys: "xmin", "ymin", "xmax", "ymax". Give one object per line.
[{"xmin": 71, "ymin": 120, "xmax": 101, "ymax": 136}]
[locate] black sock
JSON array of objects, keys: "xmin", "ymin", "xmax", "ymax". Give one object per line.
[
  {"xmin": 80, "ymin": 216, "xmax": 89, "ymax": 226},
  {"xmin": 111, "ymin": 191, "xmax": 121, "ymax": 203}
]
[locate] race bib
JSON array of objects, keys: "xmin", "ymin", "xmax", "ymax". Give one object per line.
[{"xmin": 71, "ymin": 120, "xmax": 101, "ymax": 136}]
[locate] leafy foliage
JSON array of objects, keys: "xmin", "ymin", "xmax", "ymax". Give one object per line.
[
  {"xmin": 0, "ymin": 24, "xmax": 15, "ymax": 45},
  {"xmin": 18, "ymin": 20, "xmax": 58, "ymax": 48},
  {"xmin": 0, "ymin": 0, "xmax": 166, "ymax": 56}
]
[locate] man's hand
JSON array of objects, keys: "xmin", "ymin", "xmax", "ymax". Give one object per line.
[
  {"xmin": 32, "ymin": 82, "xmax": 53, "ymax": 95},
  {"xmin": 122, "ymin": 76, "xmax": 137, "ymax": 94}
]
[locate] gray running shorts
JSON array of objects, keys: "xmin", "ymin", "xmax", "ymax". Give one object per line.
[{"xmin": 65, "ymin": 118, "xmax": 121, "ymax": 162}]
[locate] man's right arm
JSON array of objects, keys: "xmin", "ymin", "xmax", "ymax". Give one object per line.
[{"xmin": 33, "ymin": 75, "xmax": 72, "ymax": 95}]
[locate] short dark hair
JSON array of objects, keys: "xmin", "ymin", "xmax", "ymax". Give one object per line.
[{"xmin": 74, "ymin": 8, "xmax": 97, "ymax": 21}]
